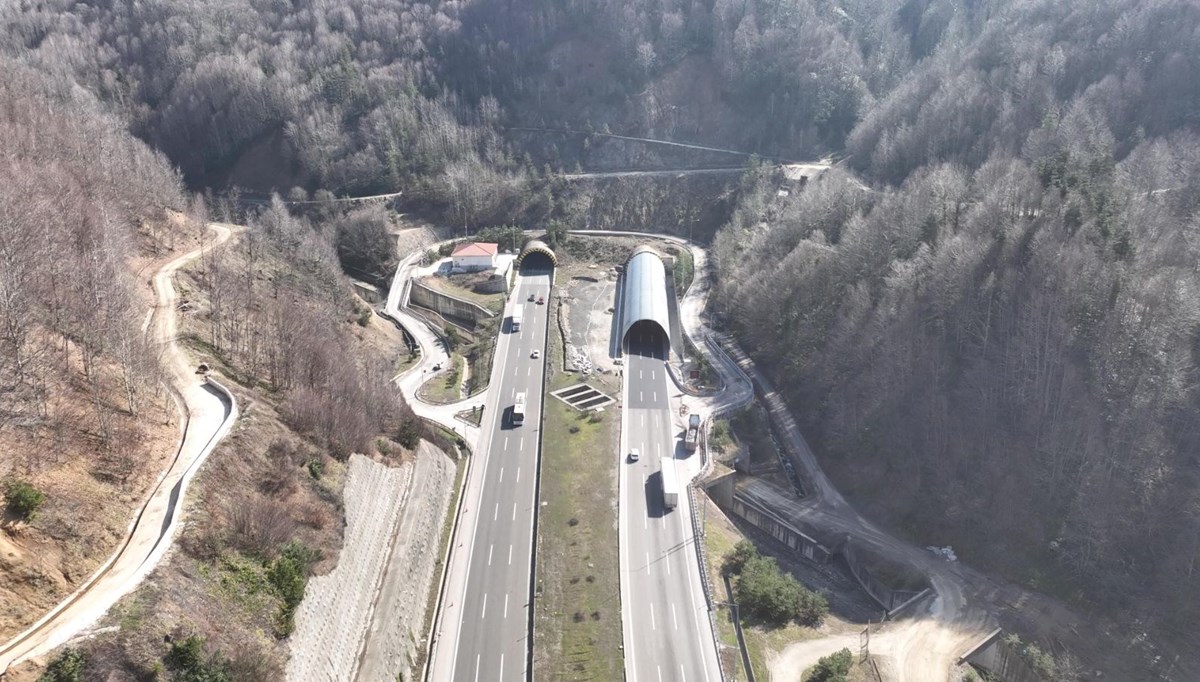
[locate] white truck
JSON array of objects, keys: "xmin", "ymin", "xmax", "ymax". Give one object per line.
[
  {"xmin": 510, "ymin": 306, "xmax": 523, "ymax": 332},
  {"xmin": 661, "ymin": 459, "xmax": 679, "ymax": 510}
]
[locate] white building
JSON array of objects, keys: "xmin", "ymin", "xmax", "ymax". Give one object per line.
[{"xmin": 451, "ymin": 242, "xmax": 498, "ymax": 271}]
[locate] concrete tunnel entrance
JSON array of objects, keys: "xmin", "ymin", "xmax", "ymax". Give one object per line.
[{"xmin": 517, "ymin": 239, "xmax": 557, "ymax": 274}]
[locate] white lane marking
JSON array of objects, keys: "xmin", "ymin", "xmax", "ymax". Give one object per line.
[
  {"xmin": 499, "ymin": 655, "xmax": 504, "ymax": 682},
  {"xmin": 494, "ymin": 504, "xmax": 498, "ymax": 521},
  {"xmin": 516, "ymin": 466, "xmax": 521, "ymax": 482},
  {"xmin": 640, "ymin": 369, "xmax": 643, "ymax": 379},
  {"xmin": 499, "ymin": 467, "xmax": 504, "ymax": 482},
  {"xmin": 646, "ymin": 552, "xmax": 650, "ymax": 572},
  {"xmin": 527, "ymin": 366, "xmax": 531, "ymax": 376},
  {"xmin": 641, "ymin": 413, "xmax": 645, "ymax": 426},
  {"xmin": 666, "ymin": 555, "xmax": 671, "ymax": 575},
  {"xmin": 475, "ymin": 655, "xmax": 481, "ymax": 682},
  {"xmin": 653, "ymin": 391, "xmax": 657, "ymax": 402},
  {"xmin": 512, "ymin": 503, "xmax": 517, "ymax": 521},
  {"xmin": 504, "ymin": 593, "xmax": 509, "ymax": 619},
  {"xmin": 652, "ymin": 370, "xmax": 656, "ymax": 380},
  {"xmin": 508, "ymin": 544, "xmax": 513, "ymax": 564},
  {"xmin": 503, "ymin": 437, "xmax": 509, "ymax": 451},
  {"xmin": 650, "ymin": 602, "xmax": 656, "ymax": 630},
  {"xmin": 488, "ymin": 544, "xmax": 494, "ymax": 565},
  {"xmin": 680, "ymin": 663, "xmax": 686, "ymax": 682},
  {"xmin": 481, "ymin": 593, "xmax": 487, "ymax": 619},
  {"xmin": 520, "ymin": 437, "xmax": 525, "ymax": 450},
  {"xmin": 672, "ymin": 603, "xmax": 679, "ymax": 630},
  {"xmin": 640, "ymin": 391, "xmax": 644, "ymax": 402}
]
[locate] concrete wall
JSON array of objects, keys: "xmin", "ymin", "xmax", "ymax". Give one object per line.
[
  {"xmin": 961, "ymin": 630, "xmax": 1048, "ymax": 682},
  {"xmin": 730, "ymin": 495, "xmax": 832, "ymax": 564},
  {"xmin": 409, "ymin": 279, "xmax": 496, "ymax": 330},
  {"xmin": 725, "ymin": 493, "xmax": 929, "ymax": 617}
]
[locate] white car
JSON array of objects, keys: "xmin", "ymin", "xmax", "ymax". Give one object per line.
[
  {"xmin": 628, "ymin": 448, "xmax": 640, "ymax": 463},
  {"xmin": 531, "ymin": 349, "xmax": 540, "ymax": 359}
]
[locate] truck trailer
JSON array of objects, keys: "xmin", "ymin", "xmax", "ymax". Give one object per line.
[
  {"xmin": 661, "ymin": 459, "xmax": 679, "ymax": 510},
  {"xmin": 510, "ymin": 306, "xmax": 523, "ymax": 332},
  {"xmin": 512, "ymin": 391, "xmax": 526, "ymax": 427}
]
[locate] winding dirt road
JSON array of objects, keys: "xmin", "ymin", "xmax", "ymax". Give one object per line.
[{"xmin": 0, "ymin": 223, "xmax": 239, "ymax": 674}]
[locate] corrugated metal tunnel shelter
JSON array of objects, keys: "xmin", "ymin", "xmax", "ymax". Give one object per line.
[{"xmin": 620, "ymin": 246, "xmax": 672, "ymax": 355}]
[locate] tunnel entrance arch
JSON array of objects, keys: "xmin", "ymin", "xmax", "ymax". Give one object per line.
[{"xmin": 517, "ymin": 239, "xmax": 557, "ymax": 273}]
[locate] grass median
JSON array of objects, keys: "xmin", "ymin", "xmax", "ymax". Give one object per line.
[{"xmin": 533, "ymin": 317, "xmax": 623, "ymax": 680}]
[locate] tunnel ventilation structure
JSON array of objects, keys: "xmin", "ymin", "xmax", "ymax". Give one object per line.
[
  {"xmin": 517, "ymin": 239, "xmax": 557, "ymax": 270},
  {"xmin": 620, "ymin": 246, "xmax": 672, "ymax": 356}
]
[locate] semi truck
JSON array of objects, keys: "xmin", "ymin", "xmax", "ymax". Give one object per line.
[
  {"xmin": 510, "ymin": 306, "xmax": 523, "ymax": 332},
  {"xmin": 661, "ymin": 459, "xmax": 679, "ymax": 510},
  {"xmin": 512, "ymin": 391, "xmax": 526, "ymax": 427}
]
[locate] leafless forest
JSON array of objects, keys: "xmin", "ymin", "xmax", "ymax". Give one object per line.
[{"xmin": 714, "ymin": 0, "xmax": 1200, "ymax": 645}]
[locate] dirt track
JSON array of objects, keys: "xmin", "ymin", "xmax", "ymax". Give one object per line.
[{"xmin": 0, "ymin": 223, "xmax": 239, "ymax": 674}]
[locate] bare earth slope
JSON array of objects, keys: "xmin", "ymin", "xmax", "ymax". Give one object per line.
[{"xmin": 0, "ymin": 224, "xmax": 238, "ymax": 674}]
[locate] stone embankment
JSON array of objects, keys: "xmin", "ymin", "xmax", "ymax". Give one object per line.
[{"xmin": 287, "ymin": 443, "xmax": 454, "ymax": 681}]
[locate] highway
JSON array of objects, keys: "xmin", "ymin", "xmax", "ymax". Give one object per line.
[
  {"xmin": 619, "ymin": 334, "xmax": 722, "ymax": 682},
  {"xmin": 447, "ymin": 265, "xmax": 552, "ymax": 682}
]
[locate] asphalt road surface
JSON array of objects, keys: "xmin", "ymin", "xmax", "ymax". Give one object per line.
[
  {"xmin": 449, "ymin": 268, "xmax": 552, "ymax": 682},
  {"xmin": 620, "ymin": 334, "xmax": 722, "ymax": 682}
]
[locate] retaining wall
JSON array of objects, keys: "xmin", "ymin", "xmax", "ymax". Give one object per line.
[
  {"xmin": 409, "ymin": 279, "xmax": 496, "ymax": 330},
  {"xmin": 960, "ymin": 630, "xmax": 1047, "ymax": 682}
]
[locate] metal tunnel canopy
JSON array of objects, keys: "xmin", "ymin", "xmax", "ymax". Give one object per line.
[
  {"xmin": 620, "ymin": 246, "xmax": 672, "ymax": 351},
  {"xmin": 517, "ymin": 239, "xmax": 557, "ymax": 267}
]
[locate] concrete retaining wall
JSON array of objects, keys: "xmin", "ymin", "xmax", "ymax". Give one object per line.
[
  {"xmin": 730, "ymin": 495, "xmax": 832, "ymax": 564},
  {"xmin": 726, "ymin": 493, "xmax": 929, "ymax": 618},
  {"xmin": 960, "ymin": 630, "xmax": 1047, "ymax": 682},
  {"xmin": 409, "ymin": 279, "xmax": 496, "ymax": 330},
  {"xmin": 288, "ymin": 446, "xmax": 455, "ymax": 682}
]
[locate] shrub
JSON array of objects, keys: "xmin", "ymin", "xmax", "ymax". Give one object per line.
[
  {"xmin": 737, "ymin": 555, "xmax": 828, "ymax": 627},
  {"xmin": 305, "ymin": 458, "xmax": 324, "ymax": 479},
  {"xmin": 4, "ymin": 479, "xmax": 46, "ymax": 521},
  {"xmin": 229, "ymin": 495, "xmax": 297, "ymax": 558},
  {"xmin": 807, "ymin": 648, "xmax": 852, "ymax": 682},
  {"xmin": 164, "ymin": 635, "xmax": 233, "ymax": 682},
  {"xmin": 38, "ymin": 648, "xmax": 86, "ymax": 682},
  {"xmin": 267, "ymin": 541, "xmax": 321, "ymax": 636},
  {"xmin": 723, "ymin": 540, "xmax": 759, "ymax": 575}
]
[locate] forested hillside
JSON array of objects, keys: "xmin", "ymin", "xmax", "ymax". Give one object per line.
[
  {"xmin": 3, "ymin": 0, "xmax": 1200, "ymax": 676},
  {"xmin": 714, "ymin": 0, "xmax": 1200, "ymax": 652}
]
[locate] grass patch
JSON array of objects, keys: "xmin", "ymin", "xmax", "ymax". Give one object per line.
[
  {"xmin": 455, "ymin": 405, "xmax": 483, "ymax": 427},
  {"xmin": 418, "ymin": 354, "xmax": 465, "ymax": 404},
  {"xmin": 420, "ymin": 274, "xmax": 506, "ymax": 314},
  {"xmin": 534, "ymin": 320, "xmax": 623, "ymax": 680}
]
